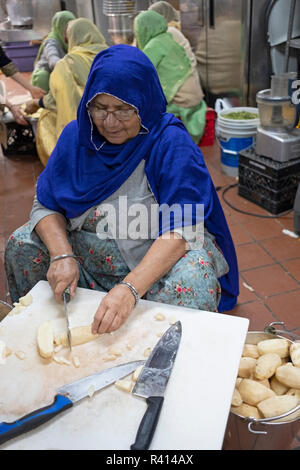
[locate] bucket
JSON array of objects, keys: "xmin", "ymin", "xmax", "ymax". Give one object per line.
[
  {"xmin": 216, "ymin": 107, "xmax": 260, "ymax": 177},
  {"xmin": 223, "ymin": 323, "xmax": 300, "ymax": 450}
]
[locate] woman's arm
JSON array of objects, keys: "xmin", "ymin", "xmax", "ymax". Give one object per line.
[
  {"xmin": 92, "ymin": 232, "xmax": 186, "ymax": 334},
  {"xmin": 35, "ymin": 214, "xmax": 79, "ymax": 301},
  {"xmin": 11, "ymin": 71, "xmax": 45, "ymax": 99}
]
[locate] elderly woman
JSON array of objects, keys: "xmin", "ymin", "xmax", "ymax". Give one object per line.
[
  {"xmin": 5, "ymin": 45, "xmax": 239, "ymax": 335},
  {"xmin": 134, "ymin": 10, "xmax": 206, "ymax": 145},
  {"xmin": 26, "ymin": 18, "xmax": 108, "ymax": 166},
  {"xmin": 31, "ymin": 10, "xmax": 76, "ymax": 92}
]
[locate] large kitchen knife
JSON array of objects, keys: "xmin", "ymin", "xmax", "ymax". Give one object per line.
[
  {"xmin": 131, "ymin": 321, "xmax": 182, "ymax": 450},
  {"xmin": 0, "ymin": 360, "xmax": 144, "ymax": 446}
]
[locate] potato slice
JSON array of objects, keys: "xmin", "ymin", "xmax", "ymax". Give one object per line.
[
  {"xmin": 54, "ymin": 325, "xmax": 99, "ymax": 348},
  {"xmin": 132, "ymin": 365, "xmax": 144, "ymax": 382},
  {"xmin": 37, "ymin": 321, "xmax": 54, "ymax": 359},
  {"xmin": 115, "ymin": 379, "xmax": 132, "ymax": 393},
  {"xmin": 18, "ymin": 293, "xmax": 33, "ymax": 307}
]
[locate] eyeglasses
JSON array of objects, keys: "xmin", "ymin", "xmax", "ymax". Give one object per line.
[{"xmin": 88, "ymin": 104, "xmax": 136, "ymax": 121}]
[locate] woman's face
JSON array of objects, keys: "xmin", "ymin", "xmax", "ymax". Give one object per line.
[{"xmin": 88, "ymin": 94, "xmax": 141, "ymax": 145}]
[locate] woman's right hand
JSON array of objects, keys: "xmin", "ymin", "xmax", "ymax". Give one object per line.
[{"xmin": 47, "ymin": 257, "xmax": 79, "ymax": 303}]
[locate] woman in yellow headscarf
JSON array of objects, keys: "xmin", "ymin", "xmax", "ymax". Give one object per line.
[{"xmin": 26, "ymin": 18, "xmax": 108, "ymax": 166}]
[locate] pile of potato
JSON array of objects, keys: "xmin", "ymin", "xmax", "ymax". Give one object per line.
[{"xmin": 231, "ymin": 337, "xmax": 300, "ymax": 422}]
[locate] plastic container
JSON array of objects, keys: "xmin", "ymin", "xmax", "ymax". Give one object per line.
[
  {"xmin": 256, "ymin": 89, "xmax": 296, "ymax": 132},
  {"xmin": 2, "ymin": 41, "xmax": 39, "ymax": 72},
  {"xmin": 216, "ymin": 107, "xmax": 259, "ymax": 177}
]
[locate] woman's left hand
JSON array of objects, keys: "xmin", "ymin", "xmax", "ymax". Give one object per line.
[
  {"xmin": 25, "ymin": 99, "xmax": 40, "ymax": 115},
  {"xmin": 92, "ymin": 284, "xmax": 136, "ymax": 334},
  {"xmin": 10, "ymin": 105, "xmax": 28, "ymax": 126}
]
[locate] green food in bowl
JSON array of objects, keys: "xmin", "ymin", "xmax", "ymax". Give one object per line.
[{"xmin": 223, "ymin": 111, "xmax": 258, "ymax": 120}]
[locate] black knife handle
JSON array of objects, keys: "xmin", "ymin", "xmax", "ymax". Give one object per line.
[
  {"xmin": 0, "ymin": 394, "xmax": 73, "ymax": 446},
  {"xmin": 131, "ymin": 396, "xmax": 164, "ymax": 450}
]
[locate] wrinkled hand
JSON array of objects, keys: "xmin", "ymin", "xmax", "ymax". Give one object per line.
[
  {"xmin": 92, "ymin": 284, "xmax": 135, "ymax": 334},
  {"xmin": 47, "ymin": 257, "xmax": 79, "ymax": 303},
  {"xmin": 25, "ymin": 99, "xmax": 40, "ymax": 115},
  {"xmin": 10, "ymin": 105, "xmax": 28, "ymax": 126},
  {"xmin": 29, "ymin": 85, "xmax": 45, "ymax": 99}
]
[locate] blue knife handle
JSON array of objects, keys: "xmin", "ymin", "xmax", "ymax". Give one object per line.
[
  {"xmin": 131, "ymin": 396, "xmax": 164, "ymax": 450},
  {"xmin": 0, "ymin": 394, "xmax": 73, "ymax": 446}
]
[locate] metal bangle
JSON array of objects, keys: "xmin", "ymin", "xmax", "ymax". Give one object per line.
[
  {"xmin": 119, "ymin": 281, "xmax": 139, "ymax": 306},
  {"xmin": 50, "ymin": 254, "xmax": 78, "ymax": 264}
]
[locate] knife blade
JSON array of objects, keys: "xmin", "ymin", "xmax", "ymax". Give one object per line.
[
  {"xmin": 0, "ymin": 360, "xmax": 144, "ymax": 446},
  {"xmin": 131, "ymin": 321, "xmax": 182, "ymax": 450},
  {"xmin": 63, "ymin": 286, "xmax": 72, "ymax": 351}
]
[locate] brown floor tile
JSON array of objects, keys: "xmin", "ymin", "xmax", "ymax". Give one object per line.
[
  {"xmin": 242, "ymin": 218, "xmax": 283, "ymax": 241},
  {"xmin": 260, "ymin": 234, "xmax": 300, "ymax": 262},
  {"xmin": 264, "ymin": 290, "xmax": 300, "ymax": 330},
  {"xmin": 228, "ymin": 223, "xmax": 254, "ymax": 246},
  {"xmin": 281, "ymin": 258, "xmax": 300, "ymax": 283},
  {"xmin": 227, "ymin": 300, "xmax": 277, "ymax": 331},
  {"xmin": 235, "ymin": 242, "xmax": 274, "ymax": 271},
  {"xmin": 242, "ymin": 264, "xmax": 300, "ymax": 298}
]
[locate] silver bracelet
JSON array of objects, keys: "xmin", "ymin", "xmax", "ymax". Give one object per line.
[
  {"xmin": 119, "ymin": 281, "xmax": 139, "ymax": 306},
  {"xmin": 50, "ymin": 254, "xmax": 78, "ymax": 264}
]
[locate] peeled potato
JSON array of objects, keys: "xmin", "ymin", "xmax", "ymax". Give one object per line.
[
  {"xmin": 290, "ymin": 343, "xmax": 300, "ymax": 368},
  {"xmin": 238, "ymin": 357, "xmax": 256, "ymax": 378},
  {"xmin": 231, "ymin": 388, "xmax": 243, "ymax": 407},
  {"xmin": 37, "ymin": 321, "xmax": 54, "ymax": 359},
  {"xmin": 257, "ymin": 395, "xmax": 299, "ymax": 419},
  {"xmin": 231, "ymin": 403, "xmax": 261, "ymax": 420},
  {"xmin": 257, "ymin": 338, "xmax": 290, "ymax": 358},
  {"xmin": 54, "ymin": 325, "xmax": 99, "ymax": 348},
  {"xmin": 19, "ymin": 293, "xmax": 33, "ymax": 307},
  {"xmin": 242, "ymin": 344, "xmax": 259, "ymax": 359},
  {"xmin": 270, "ymin": 376, "xmax": 289, "ymax": 395},
  {"xmin": 239, "ymin": 379, "xmax": 275, "ymax": 406},
  {"xmin": 255, "ymin": 353, "xmax": 282, "ymax": 380},
  {"xmin": 276, "ymin": 364, "xmax": 300, "ymax": 389}
]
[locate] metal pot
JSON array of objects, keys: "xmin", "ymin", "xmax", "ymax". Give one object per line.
[
  {"xmin": 6, "ymin": 0, "xmax": 33, "ymax": 27},
  {"xmin": 223, "ymin": 322, "xmax": 300, "ymax": 450}
]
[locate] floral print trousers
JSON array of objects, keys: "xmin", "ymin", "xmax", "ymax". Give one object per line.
[{"xmin": 5, "ymin": 220, "xmax": 229, "ymax": 312}]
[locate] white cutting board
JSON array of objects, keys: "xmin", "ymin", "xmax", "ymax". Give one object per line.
[{"xmin": 0, "ymin": 281, "xmax": 249, "ymax": 450}]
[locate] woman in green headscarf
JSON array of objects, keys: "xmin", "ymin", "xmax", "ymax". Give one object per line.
[
  {"xmin": 134, "ymin": 10, "xmax": 207, "ymax": 144},
  {"xmin": 30, "ymin": 10, "xmax": 76, "ymax": 92},
  {"xmin": 25, "ymin": 18, "xmax": 108, "ymax": 166}
]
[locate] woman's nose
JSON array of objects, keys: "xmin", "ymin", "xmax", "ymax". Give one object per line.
[{"xmin": 104, "ymin": 111, "xmax": 119, "ymax": 126}]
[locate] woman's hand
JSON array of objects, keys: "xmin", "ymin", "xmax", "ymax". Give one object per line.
[
  {"xmin": 25, "ymin": 99, "xmax": 40, "ymax": 115},
  {"xmin": 47, "ymin": 257, "xmax": 79, "ymax": 303},
  {"xmin": 29, "ymin": 85, "xmax": 45, "ymax": 100},
  {"xmin": 92, "ymin": 284, "xmax": 135, "ymax": 334},
  {"xmin": 10, "ymin": 104, "xmax": 28, "ymax": 126}
]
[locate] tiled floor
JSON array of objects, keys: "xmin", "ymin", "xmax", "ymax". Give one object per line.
[{"xmin": 0, "ymin": 73, "xmax": 300, "ymax": 449}]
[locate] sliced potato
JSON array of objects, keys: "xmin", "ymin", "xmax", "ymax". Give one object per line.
[
  {"xmin": 115, "ymin": 379, "xmax": 132, "ymax": 393},
  {"xmin": 18, "ymin": 293, "xmax": 33, "ymax": 307},
  {"xmin": 37, "ymin": 321, "xmax": 54, "ymax": 359},
  {"xmin": 54, "ymin": 325, "xmax": 99, "ymax": 348}
]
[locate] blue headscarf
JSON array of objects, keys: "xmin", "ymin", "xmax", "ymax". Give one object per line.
[{"xmin": 36, "ymin": 44, "xmax": 239, "ymax": 311}]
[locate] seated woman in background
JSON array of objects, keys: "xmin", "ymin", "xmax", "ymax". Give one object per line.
[
  {"xmin": 5, "ymin": 45, "xmax": 238, "ymax": 335},
  {"xmin": 149, "ymin": 0, "xmax": 181, "ymax": 29},
  {"xmin": 30, "ymin": 10, "xmax": 76, "ymax": 92},
  {"xmin": 25, "ymin": 18, "xmax": 108, "ymax": 166},
  {"xmin": 134, "ymin": 10, "xmax": 206, "ymax": 145}
]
